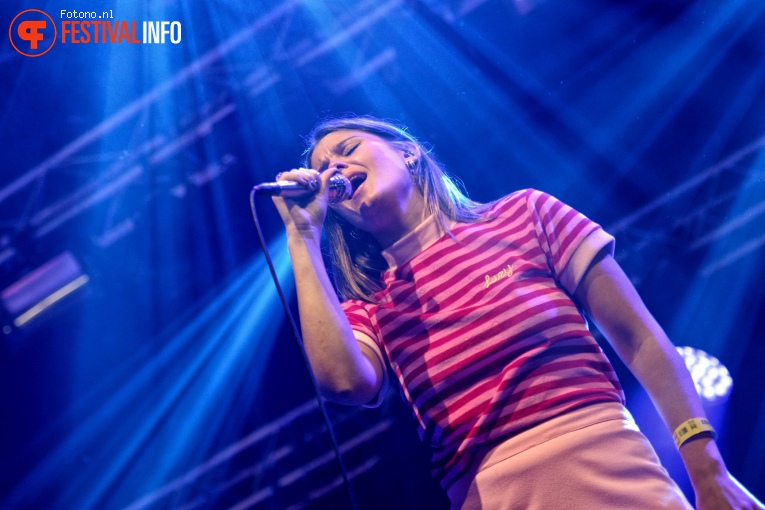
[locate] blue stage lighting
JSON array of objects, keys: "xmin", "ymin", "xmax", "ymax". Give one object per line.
[
  {"xmin": 3, "ymin": 235, "xmax": 295, "ymax": 509},
  {"xmin": 676, "ymin": 346, "xmax": 733, "ymax": 404},
  {"xmin": 1, "ymin": 251, "xmax": 89, "ymax": 328}
]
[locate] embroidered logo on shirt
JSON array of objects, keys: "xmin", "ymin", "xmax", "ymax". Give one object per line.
[{"xmin": 484, "ymin": 263, "xmax": 513, "ymax": 288}]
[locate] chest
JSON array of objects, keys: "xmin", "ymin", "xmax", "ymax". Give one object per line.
[{"xmin": 379, "ymin": 227, "xmax": 555, "ymax": 313}]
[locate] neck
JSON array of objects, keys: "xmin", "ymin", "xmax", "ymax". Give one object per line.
[{"xmin": 372, "ymin": 195, "xmax": 429, "ymax": 249}]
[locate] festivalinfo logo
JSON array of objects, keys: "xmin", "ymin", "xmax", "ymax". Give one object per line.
[{"xmin": 9, "ymin": 8, "xmax": 182, "ymax": 57}]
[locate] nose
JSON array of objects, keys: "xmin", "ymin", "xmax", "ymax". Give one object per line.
[{"xmin": 330, "ymin": 161, "xmax": 349, "ymax": 173}]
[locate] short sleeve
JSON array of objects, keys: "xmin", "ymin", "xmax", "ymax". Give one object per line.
[
  {"xmin": 561, "ymin": 229, "xmax": 615, "ymax": 293},
  {"xmin": 341, "ymin": 300, "xmax": 389, "ymax": 408},
  {"xmin": 354, "ymin": 331, "xmax": 389, "ymax": 408},
  {"xmin": 342, "ymin": 300, "xmax": 378, "ymax": 341},
  {"xmin": 526, "ymin": 189, "xmax": 615, "ymax": 294}
]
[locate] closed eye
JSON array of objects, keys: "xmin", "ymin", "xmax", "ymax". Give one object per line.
[{"xmin": 344, "ymin": 142, "xmax": 360, "ymax": 156}]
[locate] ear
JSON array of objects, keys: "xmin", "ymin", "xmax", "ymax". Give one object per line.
[{"xmin": 399, "ymin": 141, "xmax": 421, "ymax": 160}]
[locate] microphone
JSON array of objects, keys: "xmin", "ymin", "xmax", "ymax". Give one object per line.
[{"xmin": 253, "ymin": 173, "xmax": 352, "ymax": 204}]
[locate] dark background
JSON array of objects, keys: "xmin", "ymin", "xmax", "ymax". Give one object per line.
[{"xmin": 1, "ymin": 1, "xmax": 764, "ymax": 508}]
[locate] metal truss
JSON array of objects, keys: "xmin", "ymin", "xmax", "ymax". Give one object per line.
[
  {"xmin": 610, "ymin": 134, "xmax": 765, "ymax": 283},
  {"xmin": 120, "ymin": 399, "xmax": 394, "ymax": 510},
  {"xmin": 0, "ymin": 0, "xmax": 546, "ymax": 269},
  {"xmin": 0, "ymin": 0, "xmax": 413, "ymax": 261}
]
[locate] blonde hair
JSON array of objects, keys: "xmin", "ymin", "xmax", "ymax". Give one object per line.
[{"xmin": 303, "ymin": 115, "xmax": 493, "ymax": 302}]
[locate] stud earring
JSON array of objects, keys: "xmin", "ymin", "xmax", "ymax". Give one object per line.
[{"xmin": 406, "ymin": 158, "xmax": 417, "ymax": 172}]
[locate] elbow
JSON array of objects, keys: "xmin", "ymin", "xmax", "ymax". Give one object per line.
[
  {"xmin": 310, "ymin": 346, "xmax": 384, "ymax": 406},
  {"xmin": 317, "ymin": 374, "xmax": 380, "ymax": 406},
  {"xmin": 321, "ymin": 387, "xmax": 368, "ymax": 406}
]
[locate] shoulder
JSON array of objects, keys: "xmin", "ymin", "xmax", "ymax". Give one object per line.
[
  {"xmin": 341, "ymin": 298, "xmax": 374, "ymax": 312},
  {"xmin": 485, "ymin": 188, "xmax": 536, "ymax": 218}
]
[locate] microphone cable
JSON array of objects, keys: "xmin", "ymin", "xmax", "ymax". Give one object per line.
[{"xmin": 249, "ymin": 189, "xmax": 358, "ymax": 510}]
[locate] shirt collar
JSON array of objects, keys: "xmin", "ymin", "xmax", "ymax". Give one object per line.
[{"xmin": 381, "ymin": 215, "xmax": 452, "ymax": 269}]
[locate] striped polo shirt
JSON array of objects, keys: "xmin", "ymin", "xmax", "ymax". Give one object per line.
[{"xmin": 341, "ymin": 189, "xmax": 625, "ymax": 489}]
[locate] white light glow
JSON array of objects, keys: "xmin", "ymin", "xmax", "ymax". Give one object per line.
[{"xmin": 676, "ymin": 346, "xmax": 733, "ymax": 404}]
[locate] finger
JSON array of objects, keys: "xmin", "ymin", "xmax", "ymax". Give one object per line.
[
  {"xmin": 277, "ymin": 168, "xmax": 303, "ymax": 180},
  {"xmin": 276, "ymin": 168, "xmax": 318, "ymax": 190},
  {"xmin": 305, "ymin": 169, "xmax": 322, "ymax": 190},
  {"xmin": 293, "ymin": 168, "xmax": 322, "ymax": 192},
  {"xmin": 293, "ymin": 168, "xmax": 322, "ymax": 190},
  {"xmin": 318, "ymin": 168, "xmax": 337, "ymax": 187}
]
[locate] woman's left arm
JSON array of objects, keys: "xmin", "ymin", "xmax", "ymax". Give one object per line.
[{"xmin": 574, "ymin": 251, "xmax": 764, "ymax": 510}]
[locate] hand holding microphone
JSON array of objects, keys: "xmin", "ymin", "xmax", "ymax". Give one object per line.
[{"xmin": 254, "ymin": 168, "xmax": 352, "ymax": 204}]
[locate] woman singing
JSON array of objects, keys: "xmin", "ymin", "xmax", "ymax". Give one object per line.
[{"xmin": 270, "ymin": 115, "xmax": 763, "ymax": 509}]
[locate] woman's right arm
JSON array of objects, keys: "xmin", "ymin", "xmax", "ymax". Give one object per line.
[{"xmin": 271, "ymin": 169, "xmax": 384, "ymax": 406}]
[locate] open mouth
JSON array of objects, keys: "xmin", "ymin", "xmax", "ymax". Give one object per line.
[{"xmin": 348, "ymin": 174, "xmax": 367, "ymax": 198}]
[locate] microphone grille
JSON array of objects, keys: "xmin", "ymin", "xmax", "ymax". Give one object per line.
[{"xmin": 327, "ymin": 174, "xmax": 352, "ymax": 203}]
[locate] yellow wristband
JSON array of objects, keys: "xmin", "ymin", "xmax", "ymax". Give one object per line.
[{"xmin": 673, "ymin": 418, "xmax": 717, "ymax": 448}]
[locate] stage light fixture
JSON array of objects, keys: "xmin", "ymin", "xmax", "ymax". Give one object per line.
[
  {"xmin": 1, "ymin": 251, "xmax": 89, "ymax": 327},
  {"xmin": 676, "ymin": 346, "xmax": 733, "ymax": 404}
]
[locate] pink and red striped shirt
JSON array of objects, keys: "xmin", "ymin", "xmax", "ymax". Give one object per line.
[{"xmin": 341, "ymin": 189, "xmax": 625, "ymax": 489}]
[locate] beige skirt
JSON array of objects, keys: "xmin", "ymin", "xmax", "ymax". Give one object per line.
[{"xmin": 446, "ymin": 402, "xmax": 693, "ymax": 510}]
